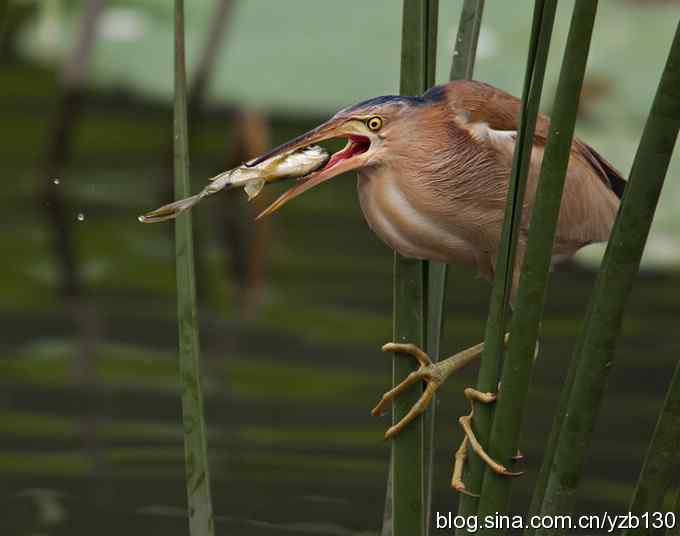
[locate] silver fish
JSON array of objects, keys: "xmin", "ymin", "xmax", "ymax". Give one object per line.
[{"xmin": 139, "ymin": 145, "xmax": 329, "ymax": 223}]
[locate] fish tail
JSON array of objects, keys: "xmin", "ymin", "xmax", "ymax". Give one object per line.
[{"xmin": 138, "ymin": 194, "xmax": 203, "ymax": 223}]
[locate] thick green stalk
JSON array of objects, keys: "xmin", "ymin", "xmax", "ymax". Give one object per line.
[
  {"xmin": 449, "ymin": 0, "xmax": 485, "ymax": 81},
  {"xmin": 422, "ymin": 3, "xmax": 441, "ymax": 527},
  {"xmin": 174, "ymin": 1, "xmax": 215, "ymax": 535},
  {"xmin": 623, "ymin": 360, "xmax": 680, "ymax": 536},
  {"xmin": 477, "ymin": 1, "xmax": 598, "ymax": 522},
  {"xmin": 391, "ymin": 2, "xmax": 437, "ymax": 535},
  {"xmin": 457, "ymin": 0, "xmax": 556, "ymax": 516},
  {"xmin": 538, "ymin": 21, "xmax": 680, "ymax": 533},
  {"xmin": 424, "ymin": 261, "xmax": 445, "ymax": 534},
  {"xmin": 524, "ymin": 317, "xmax": 585, "ymax": 532},
  {"xmin": 392, "ymin": 254, "xmax": 426, "ymax": 536},
  {"xmin": 426, "ymin": 0, "xmax": 486, "ymax": 529}
]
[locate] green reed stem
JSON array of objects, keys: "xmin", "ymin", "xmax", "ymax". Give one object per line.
[
  {"xmin": 424, "ymin": 0, "xmax": 485, "ymax": 530},
  {"xmin": 456, "ymin": 1, "xmax": 556, "ymax": 518},
  {"xmin": 623, "ymin": 359, "xmax": 680, "ymax": 536},
  {"xmin": 174, "ymin": 1, "xmax": 215, "ymax": 535},
  {"xmin": 537, "ymin": 20, "xmax": 680, "ymax": 534},
  {"xmin": 424, "ymin": 262, "xmax": 446, "ymax": 535},
  {"xmin": 449, "ymin": 0, "xmax": 485, "ymax": 81},
  {"xmin": 391, "ymin": 2, "xmax": 437, "ymax": 535},
  {"xmin": 476, "ymin": 1, "xmax": 598, "ymax": 524}
]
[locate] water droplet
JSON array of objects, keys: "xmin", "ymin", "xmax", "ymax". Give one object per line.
[
  {"xmin": 52, "ymin": 178, "xmax": 60, "ymax": 185},
  {"xmin": 77, "ymin": 213, "xmax": 85, "ymax": 222}
]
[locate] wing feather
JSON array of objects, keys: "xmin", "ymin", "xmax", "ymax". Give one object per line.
[
  {"xmin": 447, "ymin": 80, "xmax": 626, "ymax": 200},
  {"xmin": 444, "ymin": 80, "xmax": 623, "ymax": 249}
]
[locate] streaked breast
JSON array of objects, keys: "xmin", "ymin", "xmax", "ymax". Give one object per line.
[{"xmin": 356, "ymin": 167, "xmax": 477, "ymax": 266}]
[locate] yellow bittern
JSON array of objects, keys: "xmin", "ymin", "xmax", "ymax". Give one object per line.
[{"xmin": 249, "ymin": 80, "xmax": 624, "ymax": 493}]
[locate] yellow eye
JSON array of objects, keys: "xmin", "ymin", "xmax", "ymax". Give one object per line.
[{"xmin": 366, "ymin": 116, "xmax": 383, "ymax": 131}]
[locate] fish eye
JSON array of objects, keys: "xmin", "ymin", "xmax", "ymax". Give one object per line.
[{"xmin": 366, "ymin": 116, "xmax": 383, "ymax": 131}]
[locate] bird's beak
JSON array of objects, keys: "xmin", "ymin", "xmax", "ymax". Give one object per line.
[{"xmin": 248, "ymin": 117, "xmax": 374, "ymax": 219}]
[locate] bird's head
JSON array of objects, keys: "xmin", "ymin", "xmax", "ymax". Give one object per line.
[{"xmin": 252, "ymin": 90, "xmax": 443, "ymax": 218}]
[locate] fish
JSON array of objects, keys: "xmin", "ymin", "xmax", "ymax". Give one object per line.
[{"xmin": 138, "ymin": 145, "xmax": 329, "ymax": 223}]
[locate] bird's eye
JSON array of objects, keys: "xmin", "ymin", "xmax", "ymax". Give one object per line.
[{"xmin": 366, "ymin": 116, "xmax": 383, "ymax": 131}]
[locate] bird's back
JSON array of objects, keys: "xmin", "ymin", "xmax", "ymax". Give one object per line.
[
  {"xmin": 357, "ymin": 80, "xmax": 624, "ymax": 289},
  {"xmin": 432, "ymin": 81, "xmax": 624, "ymax": 254}
]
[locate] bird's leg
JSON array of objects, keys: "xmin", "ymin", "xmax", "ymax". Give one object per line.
[
  {"xmin": 452, "ymin": 387, "xmax": 524, "ymax": 495},
  {"xmin": 450, "ymin": 337, "xmax": 538, "ymax": 492},
  {"xmin": 371, "ymin": 337, "xmax": 506, "ymax": 439},
  {"xmin": 451, "ymin": 388, "xmax": 495, "ymax": 496},
  {"xmin": 451, "ymin": 436, "xmax": 474, "ymax": 496}
]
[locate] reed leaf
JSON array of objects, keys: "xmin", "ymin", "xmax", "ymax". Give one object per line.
[
  {"xmin": 456, "ymin": 1, "xmax": 556, "ymax": 517},
  {"xmin": 391, "ymin": 2, "xmax": 437, "ymax": 535},
  {"xmin": 422, "ymin": 4, "xmax": 442, "ymax": 528},
  {"xmin": 476, "ymin": 1, "xmax": 598, "ymax": 522},
  {"xmin": 425, "ymin": 0, "xmax": 486, "ymax": 529},
  {"xmin": 537, "ymin": 20, "xmax": 680, "ymax": 533},
  {"xmin": 424, "ymin": 259, "xmax": 445, "ymax": 534},
  {"xmin": 623, "ymin": 359, "xmax": 680, "ymax": 535},
  {"xmin": 449, "ymin": 0, "xmax": 485, "ymax": 82},
  {"xmin": 174, "ymin": 1, "xmax": 215, "ymax": 534}
]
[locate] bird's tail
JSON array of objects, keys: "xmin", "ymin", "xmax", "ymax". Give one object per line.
[{"xmin": 138, "ymin": 193, "xmax": 203, "ymax": 223}]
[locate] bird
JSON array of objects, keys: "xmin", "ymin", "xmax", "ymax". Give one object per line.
[{"xmin": 248, "ymin": 79, "xmax": 625, "ymax": 494}]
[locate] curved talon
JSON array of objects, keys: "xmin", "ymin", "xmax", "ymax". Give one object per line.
[
  {"xmin": 371, "ymin": 368, "xmax": 430, "ymax": 417},
  {"xmin": 381, "ymin": 342, "xmax": 432, "ymax": 368},
  {"xmin": 453, "ymin": 481, "xmax": 480, "ymax": 497},
  {"xmin": 373, "ymin": 342, "xmax": 441, "ymax": 439},
  {"xmin": 463, "ymin": 387, "xmax": 496, "ymax": 404},
  {"xmin": 452, "ymin": 437, "xmax": 480, "ymax": 497},
  {"xmin": 459, "ymin": 413, "xmax": 524, "ymax": 477},
  {"xmin": 382, "ymin": 381, "xmax": 438, "ymax": 439}
]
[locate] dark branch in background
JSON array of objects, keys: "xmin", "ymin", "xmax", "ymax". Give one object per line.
[
  {"xmin": 39, "ymin": 0, "xmax": 108, "ymax": 506},
  {"xmin": 219, "ymin": 109, "xmax": 271, "ymax": 319},
  {"xmin": 188, "ymin": 0, "xmax": 272, "ymax": 318},
  {"xmin": 188, "ymin": 0, "xmax": 233, "ymax": 109},
  {"xmin": 44, "ymin": 0, "xmax": 106, "ymax": 300},
  {"xmin": 158, "ymin": 0, "xmax": 274, "ymax": 317}
]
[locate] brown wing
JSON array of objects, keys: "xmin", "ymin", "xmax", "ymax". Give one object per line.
[
  {"xmin": 445, "ymin": 80, "xmax": 626, "ymax": 200},
  {"xmin": 573, "ymin": 141, "xmax": 626, "ymax": 199},
  {"xmin": 444, "ymin": 79, "xmax": 623, "ymax": 248}
]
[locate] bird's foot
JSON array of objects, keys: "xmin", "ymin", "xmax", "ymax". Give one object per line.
[
  {"xmin": 371, "ymin": 340, "xmax": 487, "ymax": 439},
  {"xmin": 371, "ymin": 335, "xmax": 510, "ymax": 439},
  {"xmin": 451, "ymin": 387, "xmax": 524, "ymax": 496},
  {"xmin": 371, "ymin": 343, "xmax": 443, "ymax": 439}
]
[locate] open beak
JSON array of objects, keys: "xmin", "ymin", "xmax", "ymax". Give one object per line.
[{"xmin": 248, "ymin": 118, "xmax": 373, "ymax": 219}]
